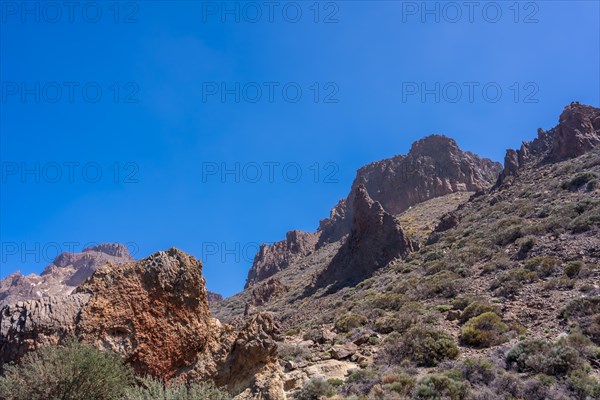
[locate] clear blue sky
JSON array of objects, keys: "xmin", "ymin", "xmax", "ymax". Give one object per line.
[{"xmin": 1, "ymin": 1, "xmax": 599, "ymax": 297}]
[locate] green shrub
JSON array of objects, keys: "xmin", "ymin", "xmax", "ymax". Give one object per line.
[
  {"xmin": 494, "ymin": 226, "xmax": 523, "ymax": 246},
  {"xmin": 0, "ymin": 340, "xmax": 133, "ymax": 400},
  {"xmin": 561, "ymin": 172, "xmax": 599, "ymax": 191},
  {"xmin": 543, "ymin": 276, "xmax": 575, "ymax": 290},
  {"xmin": 296, "ymin": 377, "xmax": 335, "ymax": 400},
  {"xmin": 374, "ymin": 315, "xmax": 398, "ymax": 334},
  {"xmin": 367, "ymin": 292, "xmax": 405, "ymax": 311},
  {"xmin": 516, "ymin": 236, "xmax": 536, "ymax": 258},
  {"xmin": 451, "ymin": 296, "xmax": 474, "ymax": 311},
  {"xmin": 334, "ymin": 312, "xmax": 367, "ymax": 333},
  {"xmin": 459, "ymin": 301, "xmax": 496, "ymax": 324},
  {"xmin": 421, "ymin": 271, "xmax": 461, "ymax": 299},
  {"xmin": 381, "ymin": 325, "xmax": 458, "ymax": 367},
  {"xmin": 564, "ymin": 261, "xmax": 583, "ymax": 278},
  {"xmin": 563, "ymin": 331, "xmax": 598, "ymax": 358},
  {"xmin": 327, "ymin": 378, "xmax": 344, "ymax": 388},
  {"xmin": 122, "ymin": 377, "xmax": 231, "ymax": 400},
  {"xmin": 506, "ymin": 339, "xmax": 584, "ymax": 376},
  {"xmin": 525, "ymin": 256, "xmax": 559, "ymax": 277},
  {"xmin": 460, "ymin": 312, "xmax": 508, "ymax": 348},
  {"xmin": 570, "ymin": 212, "xmax": 600, "ymax": 233},
  {"xmin": 381, "ymin": 372, "xmax": 415, "ymax": 396},
  {"xmin": 490, "ymin": 268, "xmax": 537, "ymax": 299},
  {"xmin": 413, "ymin": 372, "xmax": 470, "ymax": 400},
  {"xmin": 560, "ymin": 297, "xmax": 600, "ymax": 345},
  {"xmin": 568, "ymin": 369, "xmax": 600, "ymax": 400},
  {"xmin": 460, "ymin": 358, "xmax": 495, "ymax": 385},
  {"xmin": 492, "ymin": 279, "xmax": 522, "ymax": 299}
]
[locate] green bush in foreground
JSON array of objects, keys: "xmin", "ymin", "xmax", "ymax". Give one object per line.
[
  {"xmin": 122, "ymin": 377, "xmax": 231, "ymax": 400},
  {"xmin": 382, "ymin": 325, "xmax": 458, "ymax": 367},
  {"xmin": 0, "ymin": 340, "xmax": 133, "ymax": 400}
]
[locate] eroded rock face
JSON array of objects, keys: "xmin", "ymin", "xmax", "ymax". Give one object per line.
[
  {"xmin": 0, "ymin": 294, "xmax": 90, "ymax": 366},
  {"xmin": 216, "ymin": 312, "xmax": 283, "ymax": 399},
  {"xmin": 250, "ymin": 278, "xmax": 288, "ymax": 306},
  {"xmin": 0, "ymin": 243, "xmax": 133, "ymax": 307},
  {"xmin": 318, "ymin": 135, "xmax": 501, "ymax": 246},
  {"xmin": 74, "ymin": 248, "xmax": 211, "ymax": 378},
  {"xmin": 245, "ymin": 230, "xmax": 318, "ymax": 288},
  {"xmin": 208, "ymin": 291, "xmax": 224, "ymax": 302},
  {"xmin": 0, "ymin": 248, "xmax": 285, "ymax": 399},
  {"xmin": 0, "ymin": 248, "xmax": 210, "ymax": 378},
  {"xmin": 498, "ymin": 102, "xmax": 600, "ymax": 184},
  {"xmin": 313, "ymin": 186, "xmax": 414, "ymax": 290}
]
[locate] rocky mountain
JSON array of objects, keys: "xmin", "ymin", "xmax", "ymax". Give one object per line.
[
  {"xmin": 211, "ymin": 102, "xmax": 600, "ymax": 399},
  {"xmin": 498, "ymin": 102, "xmax": 600, "ymax": 184},
  {"xmin": 1, "ymin": 102, "xmax": 599, "ymax": 400},
  {"xmin": 0, "ymin": 244, "xmax": 224, "ymax": 307},
  {"xmin": 317, "ymin": 134, "xmax": 502, "ymax": 247},
  {"xmin": 243, "ymin": 135, "xmax": 502, "ymax": 290},
  {"xmin": 245, "ymin": 231, "xmax": 318, "ymax": 289},
  {"xmin": 310, "ymin": 185, "xmax": 414, "ymax": 292},
  {"xmin": 0, "ymin": 244, "xmax": 133, "ymax": 307}
]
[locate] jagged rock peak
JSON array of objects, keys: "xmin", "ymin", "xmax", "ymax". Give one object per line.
[
  {"xmin": 317, "ymin": 135, "xmax": 502, "ymax": 246},
  {"xmin": 498, "ymin": 102, "xmax": 600, "ymax": 184},
  {"xmin": 408, "ymin": 134, "xmax": 460, "ymax": 157},
  {"xmin": 83, "ymin": 243, "xmax": 132, "ymax": 258},
  {"xmin": 312, "ymin": 185, "xmax": 414, "ymax": 290},
  {"xmin": 244, "ymin": 230, "xmax": 318, "ymax": 288},
  {"xmin": 207, "ymin": 291, "xmax": 223, "ymax": 302},
  {"xmin": 0, "ymin": 243, "xmax": 134, "ymax": 307}
]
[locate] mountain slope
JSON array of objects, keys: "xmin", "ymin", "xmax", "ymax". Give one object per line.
[{"xmin": 211, "ymin": 102, "xmax": 600, "ymax": 399}]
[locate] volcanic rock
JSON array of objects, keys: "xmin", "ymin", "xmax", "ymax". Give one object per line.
[
  {"xmin": 208, "ymin": 291, "xmax": 224, "ymax": 302},
  {"xmin": 0, "ymin": 243, "xmax": 133, "ymax": 307},
  {"xmin": 498, "ymin": 102, "xmax": 600, "ymax": 184},
  {"xmin": 250, "ymin": 278, "xmax": 288, "ymax": 306},
  {"xmin": 312, "ymin": 186, "xmax": 414, "ymax": 290},
  {"xmin": 245, "ymin": 230, "xmax": 318, "ymax": 288},
  {"xmin": 318, "ymin": 135, "xmax": 501, "ymax": 246},
  {"xmin": 74, "ymin": 248, "xmax": 211, "ymax": 378}
]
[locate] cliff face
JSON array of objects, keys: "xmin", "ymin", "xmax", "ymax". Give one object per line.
[
  {"xmin": 244, "ymin": 230, "xmax": 318, "ymax": 288},
  {"xmin": 317, "ymin": 135, "xmax": 502, "ymax": 246},
  {"xmin": 74, "ymin": 248, "xmax": 211, "ymax": 378},
  {"xmin": 498, "ymin": 102, "xmax": 600, "ymax": 184},
  {"xmin": 312, "ymin": 185, "xmax": 414, "ymax": 291},
  {"xmin": 244, "ymin": 135, "xmax": 501, "ymax": 288},
  {"xmin": 0, "ymin": 243, "xmax": 133, "ymax": 307}
]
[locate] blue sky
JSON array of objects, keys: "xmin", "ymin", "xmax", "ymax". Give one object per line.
[{"xmin": 1, "ymin": 1, "xmax": 599, "ymax": 297}]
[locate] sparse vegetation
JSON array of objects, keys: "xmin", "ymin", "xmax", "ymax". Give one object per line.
[
  {"xmin": 278, "ymin": 342, "xmax": 311, "ymax": 362},
  {"xmin": 561, "ymin": 172, "xmax": 599, "ymax": 191},
  {"xmin": 334, "ymin": 312, "xmax": 367, "ymax": 333},
  {"xmin": 380, "ymin": 326, "xmax": 458, "ymax": 367},
  {"xmin": 460, "ymin": 312, "xmax": 509, "ymax": 348},
  {"xmin": 413, "ymin": 371, "xmax": 470, "ymax": 400},
  {"xmin": 506, "ymin": 338, "xmax": 585, "ymax": 376},
  {"xmin": 122, "ymin": 377, "xmax": 231, "ymax": 400},
  {"xmin": 0, "ymin": 340, "xmax": 133, "ymax": 400},
  {"xmin": 295, "ymin": 377, "xmax": 335, "ymax": 400}
]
